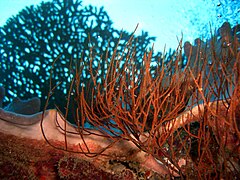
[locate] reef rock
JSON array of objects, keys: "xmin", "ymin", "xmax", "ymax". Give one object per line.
[
  {"xmin": 0, "ymin": 85, "xmax": 40, "ymax": 115},
  {"xmin": 0, "ymin": 109, "xmax": 169, "ymax": 179},
  {"xmin": 3, "ymin": 97, "xmax": 41, "ymax": 115}
]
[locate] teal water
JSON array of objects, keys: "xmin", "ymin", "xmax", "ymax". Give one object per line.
[
  {"xmin": 0, "ymin": 0, "xmax": 239, "ymax": 120},
  {"xmin": 0, "ymin": 0, "xmax": 239, "ymax": 51}
]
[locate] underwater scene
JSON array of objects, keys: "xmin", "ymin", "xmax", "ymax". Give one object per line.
[{"xmin": 0, "ymin": 0, "xmax": 239, "ymax": 179}]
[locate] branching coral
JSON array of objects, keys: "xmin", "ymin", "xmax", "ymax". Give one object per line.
[
  {"xmin": 0, "ymin": 0, "xmax": 156, "ymax": 117},
  {"xmin": 0, "ymin": 1, "xmax": 239, "ymax": 176},
  {"xmin": 39, "ymin": 22, "xmax": 240, "ymax": 178}
]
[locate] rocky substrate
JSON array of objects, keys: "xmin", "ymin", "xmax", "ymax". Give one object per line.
[{"xmin": 0, "ymin": 131, "xmax": 164, "ymax": 180}]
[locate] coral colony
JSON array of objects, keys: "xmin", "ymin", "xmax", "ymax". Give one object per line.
[{"xmin": 0, "ymin": 0, "xmax": 239, "ymax": 179}]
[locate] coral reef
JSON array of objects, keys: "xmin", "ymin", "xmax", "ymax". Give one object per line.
[
  {"xmin": 0, "ymin": 85, "xmax": 41, "ymax": 125},
  {"xmin": 0, "ymin": 0, "xmax": 156, "ymax": 117},
  {"xmin": 0, "ymin": 111, "xmax": 166, "ymax": 179},
  {"xmin": 0, "ymin": 20, "xmax": 239, "ymax": 178},
  {"xmin": 44, "ymin": 21, "xmax": 238, "ymax": 178},
  {"xmin": 0, "ymin": 132, "xmax": 134, "ymax": 179},
  {"xmin": 0, "ymin": 108, "xmax": 43, "ymax": 126},
  {"xmin": 0, "ymin": 0, "xmax": 239, "ymax": 179},
  {"xmin": 3, "ymin": 97, "xmax": 40, "ymax": 115}
]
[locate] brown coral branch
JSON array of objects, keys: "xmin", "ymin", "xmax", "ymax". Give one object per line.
[{"xmin": 37, "ymin": 22, "xmax": 240, "ymax": 178}]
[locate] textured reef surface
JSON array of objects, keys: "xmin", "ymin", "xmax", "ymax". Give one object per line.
[
  {"xmin": 0, "ymin": 21, "xmax": 239, "ymax": 178},
  {"xmin": 0, "ymin": 0, "xmax": 240, "ymax": 179},
  {"xmin": 0, "ymin": 110, "xmax": 166, "ymax": 179},
  {"xmin": 0, "ymin": 132, "xmax": 152, "ymax": 179}
]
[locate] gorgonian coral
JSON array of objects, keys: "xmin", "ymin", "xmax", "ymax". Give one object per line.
[
  {"xmin": 1, "ymin": 0, "xmax": 239, "ymax": 178},
  {"xmin": 0, "ymin": 0, "xmax": 156, "ymax": 116},
  {"xmin": 43, "ymin": 22, "xmax": 240, "ymax": 178}
]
